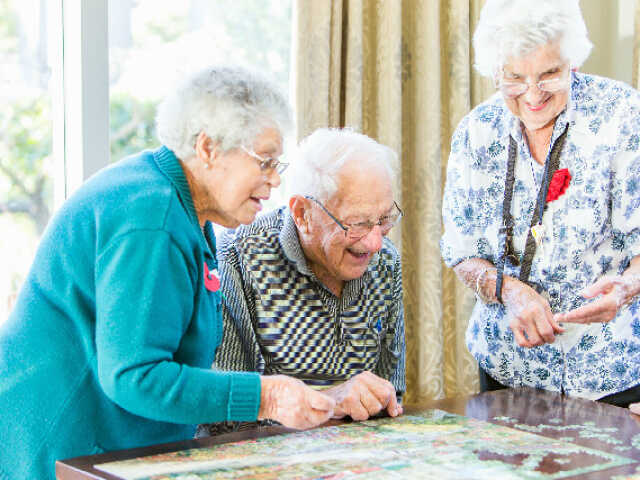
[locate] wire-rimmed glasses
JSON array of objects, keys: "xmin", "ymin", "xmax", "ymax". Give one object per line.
[
  {"xmin": 496, "ymin": 65, "xmax": 571, "ymax": 98},
  {"xmin": 240, "ymin": 146, "xmax": 289, "ymax": 174},
  {"xmin": 305, "ymin": 195, "xmax": 403, "ymax": 240}
]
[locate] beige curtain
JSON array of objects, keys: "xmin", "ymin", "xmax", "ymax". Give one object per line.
[
  {"xmin": 294, "ymin": 0, "xmax": 493, "ymax": 404},
  {"xmin": 634, "ymin": 0, "xmax": 640, "ymax": 89}
]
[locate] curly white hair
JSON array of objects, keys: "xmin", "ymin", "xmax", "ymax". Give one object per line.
[
  {"xmin": 156, "ymin": 65, "xmax": 292, "ymax": 159},
  {"xmin": 473, "ymin": 0, "xmax": 592, "ymax": 78},
  {"xmin": 287, "ymin": 128, "xmax": 398, "ymax": 202}
]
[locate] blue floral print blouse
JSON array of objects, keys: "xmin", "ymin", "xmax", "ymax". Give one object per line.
[{"xmin": 440, "ymin": 72, "xmax": 640, "ymax": 400}]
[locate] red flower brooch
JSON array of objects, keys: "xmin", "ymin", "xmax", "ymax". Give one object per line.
[{"xmin": 546, "ymin": 168, "xmax": 571, "ymax": 203}]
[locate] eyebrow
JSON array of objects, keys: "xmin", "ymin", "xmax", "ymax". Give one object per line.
[
  {"xmin": 257, "ymin": 143, "xmax": 281, "ymax": 156},
  {"xmin": 345, "ymin": 203, "xmax": 396, "ymax": 223},
  {"xmin": 506, "ymin": 64, "xmax": 563, "ymax": 77}
]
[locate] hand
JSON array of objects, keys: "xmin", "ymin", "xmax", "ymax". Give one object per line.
[
  {"xmin": 630, "ymin": 402, "xmax": 640, "ymax": 416},
  {"xmin": 554, "ymin": 275, "xmax": 637, "ymax": 325},
  {"xmin": 323, "ymin": 371, "xmax": 402, "ymax": 421},
  {"xmin": 503, "ymin": 278, "xmax": 564, "ymax": 348},
  {"xmin": 258, "ymin": 375, "xmax": 335, "ymax": 430}
]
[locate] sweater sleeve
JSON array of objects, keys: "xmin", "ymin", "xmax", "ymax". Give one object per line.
[{"xmin": 95, "ymin": 229, "xmax": 260, "ymax": 424}]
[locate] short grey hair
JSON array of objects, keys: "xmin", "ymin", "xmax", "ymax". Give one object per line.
[
  {"xmin": 156, "ymin": 65, "xmax": 292, "ymax": 159},
  {"xmin": 287, "ymin": 128, "xmax": 398, "ymax": 202},
  {"xmin": 473, "ymin": 0, "xmax": 592, "ymax": 78}
]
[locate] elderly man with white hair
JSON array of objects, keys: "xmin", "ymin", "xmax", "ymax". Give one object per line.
[
  {"xmin": 441, "ymin": 0, "xmax": 640, "ymax": 410},
  {"xmin": 198, "ymin": 128, "xmax": 405, "ymax": 436}
]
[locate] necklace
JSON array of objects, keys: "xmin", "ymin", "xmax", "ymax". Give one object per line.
[{"xmin": 528, "ymin": 158, "xmax": 545, "ymax": 250}]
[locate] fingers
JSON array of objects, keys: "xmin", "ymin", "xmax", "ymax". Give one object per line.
[
  {"xmin": 580, "ymin": 276, "xmax": 616, "ymax": 298},
  {"xmin": 332, "ymin": 372, "xmax": 399, "ymax": 420},
  {"xmin": 555, "ymin": 295, "xmax": 619, "ymax": 324},
  {"xmin": 299, "ymin": 387, "xmax": 334, "ymax": 428},
  {"xmin": 258, "ymin": 375, "xmax": 335, "ymax": 430},
  {"xmin": 350, "ymin": 390, "xmax": 376, "ymax": 421},
  {"xmin": 308, "ymin": 388, "xmax": 336, "ymax": 413},
  {"xmin": 510, "ymin": 305, "xmax": 557, "ymax": 348},
  {"xmin": 385, "ymin": 391, "xmax": 401, "ymax": 417},
  {"xmin": 505, "ymin": 281, "xmax": 559, "ymax": 348},
  {"xmin": 511, "ymin": 325, "xmax": 534, "ymax": 349}
]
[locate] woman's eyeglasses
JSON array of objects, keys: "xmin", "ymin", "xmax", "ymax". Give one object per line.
[
  {"xmin": 241, "ymin": 146, "xmax": 289, "ymax": 174},
  {"xmin": 497, "ymin": 66, "xmax": 571, "ymax": 99}
]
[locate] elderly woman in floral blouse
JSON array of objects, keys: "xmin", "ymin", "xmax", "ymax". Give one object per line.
[{"xmin": 440, "ymin": 0, "xmax": 640, "ymax": 410}]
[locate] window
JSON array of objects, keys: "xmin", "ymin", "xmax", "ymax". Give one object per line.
[
  {"xmin": 108, "ymin": 0, "xmax": 293, "ymax": 210},
  {"xmin": 0, "ymin": 0, "xmax": 62, "ymax": 321},
  {"xmin": 0, "ymin": 0, "xmax": 293, "ymax": 323}
]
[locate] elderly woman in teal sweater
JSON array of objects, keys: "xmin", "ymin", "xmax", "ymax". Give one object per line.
[{"xmin": 0, "ymin": 66, "xmax": 335, "ymax": 480}]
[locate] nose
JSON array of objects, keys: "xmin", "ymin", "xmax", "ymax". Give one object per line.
[
  {"xmin": 357, "ymin": 225, "xmax": 384, "ymax": 252},
  {"xmin": 523, "ymin": 82, "xmax": 546, "ymax": 103},
  {"xmin": 265, "ymin": 168, "xmax": 281, "ymax": 188}
]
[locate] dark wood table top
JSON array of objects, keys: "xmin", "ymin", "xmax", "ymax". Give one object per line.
[{"xmin": 56, "ymin": 388, "xmax": 640, "ymax": 480}]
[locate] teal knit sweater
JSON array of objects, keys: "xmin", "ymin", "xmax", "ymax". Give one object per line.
[{"xmin": 0, "ymin": 147, "xmax": 261, "ymax": 480}]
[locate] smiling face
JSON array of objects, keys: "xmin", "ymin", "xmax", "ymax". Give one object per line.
[
  {"xmin": 193, "ymin": 126, "xmax": 283, "ymax": 228},
  {"xmin": 297, "ymin": 157, "xmax": 395, "ymax": 294},
  {"xmin": 501, "ymin": 42, "xmax": 570, "ymax": 132}
]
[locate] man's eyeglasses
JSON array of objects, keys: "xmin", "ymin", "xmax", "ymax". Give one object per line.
[
  {"xmin": 241, "ymin": 146, "xmax": 289, "ymax": 175},
  {"xmin": 496, "ymin": 65, "xmax": 571, "ymax": 99},
  {"xmin": 305, "ymin": 195, "xmax": 403, "ymax": 240}
]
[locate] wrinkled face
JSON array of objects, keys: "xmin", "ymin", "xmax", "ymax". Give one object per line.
[
  {"xmin": 205, "ymin": 127, "xmax": 283, "ymax": 227},
  {"xmin": 500, "ymin": 42, "xmax": 570, "ymax": 132},
  {"xmin": 304, "ymin": 159, "xmax": 395, "ymax": 284}
]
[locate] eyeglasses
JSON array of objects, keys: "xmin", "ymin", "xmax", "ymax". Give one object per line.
[
  {"xmin": 305, "ymin": 195, "xmax": 404, "ymax": 240},
  {"xmin": 497, "ymin": 66, "xmax": 571, "ymax": 98},
  {"xmin": 240, "ymin": 146, "xmax": 289, "ymax": 174}
]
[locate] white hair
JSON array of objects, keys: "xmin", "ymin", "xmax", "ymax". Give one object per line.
[
  {"xmin": 156, "ymin": 65, "xmax": 292, "ymax": 159},
  {"xmin": 287, "ymin": 128, "xmax": 398, "ymax": 202},
  {"xmin": 473, "ymin": 0, "xmax": 592, "ymax": 78}
]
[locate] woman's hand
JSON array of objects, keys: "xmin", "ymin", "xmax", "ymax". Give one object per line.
[
  {"xmin": 258, "ymin": 375, "xmax": 335, "ymax": 429},
  {"xmin": 554, "ymin": 275, "xmax": 640, "ymax": 324},
  {"xmin": 503, "ymin": 278, "xmax": 564, "ymax": 348}
]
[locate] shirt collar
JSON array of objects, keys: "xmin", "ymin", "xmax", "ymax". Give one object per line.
[{"xmin": 279, "ymin": 209, "xmax": 314, "ymax": 276}]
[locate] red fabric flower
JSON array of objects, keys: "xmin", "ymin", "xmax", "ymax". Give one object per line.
[{"xmin": 546, "ymin": 168, "xmax": 571, "ymax": 203}]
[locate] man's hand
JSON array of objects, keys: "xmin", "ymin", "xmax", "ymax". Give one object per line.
[
  {"xmin": 323, "ymin": 371, "xmax": 402, "ymax": 421},
  {"xmin": 258, "ymin": 375, "xmax": 335, "ymax": 429},
  {"xmin": 503, "ymin": 277, "xmax": 564, "ymax": 348},
  {"xmin": 630, "ymin": 402, "xmax": 640, "ymax": 416}
]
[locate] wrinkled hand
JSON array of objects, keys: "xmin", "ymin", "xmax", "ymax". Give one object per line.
[
  {"xmin": 554, "ymin": 275, "xmax": 638, "ymax": 325},
  {"xmin": 630, "ymin": 402, "xmax": 640, "ymax": 416},
  {"xmin": 503, "ymin": 278, "xmax": 564, "ymax": 348},
  {"xmin": 258, "ymin": 375, "xmax": 335, "ymax": 430},
  {"xmin": 324, "ymin": 371, "xmax": 402, "ymax": 421}
]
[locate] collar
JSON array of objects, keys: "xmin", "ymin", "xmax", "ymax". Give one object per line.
[
  {"xmin": 153, "ymin": 146, "xmax": 216, "ymax": 260},
  {"xmin": 279, "ymin": 209, "xmax": 314, "ymax": 276}
]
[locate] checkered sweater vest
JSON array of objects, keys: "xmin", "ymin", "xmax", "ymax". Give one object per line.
[{"xmin": 214, "ymin": 207, "xmax": 406, "ymax": 393}]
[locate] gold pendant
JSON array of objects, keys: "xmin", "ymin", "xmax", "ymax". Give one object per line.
[{"xmin": 531, "ymin": 223, "xmax": 545, "ymax": 248}]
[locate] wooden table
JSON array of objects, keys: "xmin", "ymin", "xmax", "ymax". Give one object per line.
[{"xmin": 56, "ymin": 388, "xmax": 640, "ymax": 479}]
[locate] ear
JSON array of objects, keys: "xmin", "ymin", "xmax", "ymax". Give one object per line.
[
  {"xmin": 195, "ymin": 132, "xmax": 220, "ymax": 165},
  {"xmin": 289, "ymin": 195, "xmax": 311, "ymax": 234}
]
